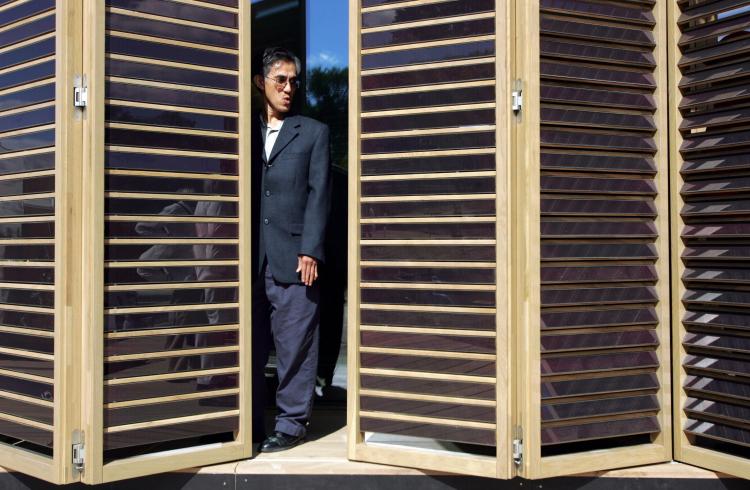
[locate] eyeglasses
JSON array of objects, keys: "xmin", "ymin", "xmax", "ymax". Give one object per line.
[{"xmin": 265, "ymin": 75, "xmax": 300, "ymax": 90}]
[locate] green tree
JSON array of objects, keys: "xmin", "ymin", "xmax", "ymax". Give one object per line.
[{"xmin": 303, "ymin": 66, "xmax": 348, "ymax": 170}]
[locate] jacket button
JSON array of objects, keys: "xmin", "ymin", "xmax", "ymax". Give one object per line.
[
  {"xmin": 264, "ymin": 218, "xmax": 269, "ymax": 225},
  {"xmin": 265, "ymin": 190, "xmax": 271, "ymax": 196}
]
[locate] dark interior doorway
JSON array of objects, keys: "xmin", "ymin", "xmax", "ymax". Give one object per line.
[{"xmin": 250, "ymin": 0, "xmax": 349, "ymax": 438}]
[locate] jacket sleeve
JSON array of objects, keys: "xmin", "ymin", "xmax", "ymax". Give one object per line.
[{"xmin": 299, "ymin": 124, "xmax": 332, "ymax": 263}]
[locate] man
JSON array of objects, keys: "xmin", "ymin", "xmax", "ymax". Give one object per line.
[{"xmin": 251, "ymin": 47, "xmax": 331, "ymax": 452}]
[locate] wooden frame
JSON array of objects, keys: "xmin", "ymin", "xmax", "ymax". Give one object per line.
[
  {"xmin": 77, "ymin": 0, "xmax": 253, "ymax": 483},
  {"xmin": 495, "ymin": 0, "xmax": 513, "ymax": 479},
  {"xmin": 516, "ymin": 0, "xmax": 673, "ymax": 478},
  {"xmin": 514, "ymin": 0, "xmax": 542, "ymax": 478},
  {"xmin": 347, "ymin": 0, "xmax": 513, "ymax": 478},
  {"xmin": 0, "ymin": 0, "xmax": 84, "ymax": 483},
  {"xmin": 347, "ymin": 0, "xmax": 363, "ymax": 464}
]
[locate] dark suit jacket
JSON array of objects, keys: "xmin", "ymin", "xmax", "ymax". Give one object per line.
[{"xmin": 251, "ymin": 114, "xmax": 332, "ymax": 284}]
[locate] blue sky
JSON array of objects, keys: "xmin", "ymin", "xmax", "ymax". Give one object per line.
[
  {"xmin": 251, "ymin": 0, "xmax": 348, "ymax": 69},
  {"xmin": 306, "ymin": 0, "xmax": 349, "ymax": 68}
]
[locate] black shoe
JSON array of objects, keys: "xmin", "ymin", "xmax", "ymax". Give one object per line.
[{"xmin": 259, "ymin": 431, "xmax": 304, "ymax": 453}]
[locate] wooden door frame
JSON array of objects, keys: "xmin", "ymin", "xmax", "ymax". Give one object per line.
[
  {"xmin": 79, "ymin": 1, "xmax": 254, "ymax": 483},
  {"xmin": 516, "ymin": 0, "xmax": 673, "ymax": 478},
  {"xmin": 346, "ymin": 0, "xmax": 513, "ymax": 478},
  {"xmin": 0, "ymin": 0, "xmax": 85, "ymax": 483}
]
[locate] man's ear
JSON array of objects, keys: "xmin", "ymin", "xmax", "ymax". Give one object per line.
[{"xmin": 253, "ymin": 74, "xmax": 264, "ymax": 91}]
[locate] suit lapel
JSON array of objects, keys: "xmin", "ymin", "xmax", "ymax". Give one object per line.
[{"xmin": 267, "ymin": 115, "xmax": 301, "ymax": 164}]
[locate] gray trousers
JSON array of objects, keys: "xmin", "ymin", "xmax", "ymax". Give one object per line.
[{"xmin": 252, "ymin": 261, "xmax": 320, "ymax": 438}]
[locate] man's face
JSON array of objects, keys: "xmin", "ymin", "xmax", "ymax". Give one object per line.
[{"xmin": 259, "ymin": 60, "xmax": 297, "ymax": 115}]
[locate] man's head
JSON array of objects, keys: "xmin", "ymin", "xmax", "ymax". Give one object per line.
[{"xmin": 254, "ymin": 47, "xmax": 301, "ymax": 117}]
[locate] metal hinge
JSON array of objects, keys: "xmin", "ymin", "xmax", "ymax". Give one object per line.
[
  {"xmin": 73, "ymin": 75, "xmax": 87, "ymax": 108},
  {"xmin": 72, "ymin": 430, "xmax": 85, "ymax": 473},
  {"xmin": 512, "ymin": 426, "xmax": 523, "ymax": 467},
  {"xmin": 512, "ymin": 79, "xmax": 523, "ymax": 114}
]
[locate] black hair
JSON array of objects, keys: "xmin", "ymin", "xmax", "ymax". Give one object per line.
[{"xmin": 254, "ymin": 47, "xmax": 301, "ymax": 77}]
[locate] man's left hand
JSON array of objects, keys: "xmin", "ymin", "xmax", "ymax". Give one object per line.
[{"xmin": 296, "ymin": 255, "xmax": 318, "ymax": 286}]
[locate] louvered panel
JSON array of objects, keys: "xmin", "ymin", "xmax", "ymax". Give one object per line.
[
  {"xmin": 677, "ymin": 0, "xmax": 750, "ymax": 464},
  {"xmin": 537, "ymin": 0, "xmax": 664, "ymax": 458},
  {"xmin": 0, "ymin": 0, "xmax": 56, "ymax": 458},
  {"xmin": 101, "ymin": 0, "xmax": 241, "ymax": 462},
  {"xmin": 356, "ymin": 0, "xmax": 499, "ymax": 452}
]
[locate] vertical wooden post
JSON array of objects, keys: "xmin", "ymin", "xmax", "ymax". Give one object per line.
[
  {"xmin": 667, "ymin": 0, "xmax": 688, "ymax": 467},
  {"xmin": 651, "ymin": 0, "xmax": 674, "ymax": 457},
  {"xmin": 347, "ymin": 0, "xmax": 363, "ymax": 457},
  {"xmin": 80, "ymin": 0, "xmax": 105, "ymax": 483},
  {"xmin": 238, "ymin": 0, "xmax": 253, "ymax": 456},
  {"xmin": 515, "ymin": 0, "xmax": 542, "ymax": 479},
  {"xmin": 495, "ymin": 0, "xmax": 513, "ymax": 479},
  {"xmin": 56, "ymin": 0, "xmax": 84, "ymax": 483}
]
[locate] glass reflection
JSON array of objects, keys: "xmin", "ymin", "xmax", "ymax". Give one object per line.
[
  {"xmin": 107, "ymin": 187, "xmax": 239, "ymax": 384},
  {"xmin": 0, "ymin": 83, "xmax": 54, "ymax": 113}
]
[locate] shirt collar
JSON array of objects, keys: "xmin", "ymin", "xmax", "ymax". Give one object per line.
[{"xmin": 259, "ymin": 113, "xmax": 284, "ymax": 132}]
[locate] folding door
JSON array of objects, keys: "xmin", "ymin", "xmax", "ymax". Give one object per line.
[
  {"xmin": 0, "ymin": 0, "xmax": 81, "ymax": 483},
  {"xmin": 348, "ymin": 0, "xmax": 514, "ymax": 478},
  {"xmin": 0, "ymin": 0, "xmax": 252, "ymax": 484},
  {"xmin": 79, "ymin": 0, "xmax": 252, "ymax": 483},
  {"xmin": 514, "ymin": 0, "xmax": 674, "ymax": 478},
  {"xmin": 670, "ymin": 0, "xmax": 750, "ymax": 479},
  {"xmin": 348, "ymin": 0, "xmax": 676, "ymax": 479}
]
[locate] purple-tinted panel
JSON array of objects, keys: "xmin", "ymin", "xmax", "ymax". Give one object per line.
[
  {"xmin": 103, "ymin": 416, "xmax": 238, "ymax": 451},
  {"xmin": 105, "ymin": 352, "xmax": 238, "ymax": 379},
  {"xmin": 361, "ymin": 353, "xmax": 495, "ymax": 376},
  {"xmin": 106, "ymin": 12, "xmax": 237, "ymax": 48},
  {"xmin": 103, "ymin": 307, "xmax": 238, "ymax": 334},
  {"xmin": 0, "ymin": 83, "xmax": 54, "ymax": 113},
  {"xmin": 106, "ymin": 36, "xmax": 237, "ymax": 70},
  {"xmin": 361, "ymin": 0, "xmax": 494, "ymax": 28},
  {"xmin": 106, "ymin": 105, "xmax": 238, "ymax": 133},
  {"xmin": 105, "ymin": 373, "xmax": 237, "ymax": 403},
  {"xmin": 361, "ymin": 244, "xmax": 495, "ymax": 262},
  {"xmin": 362, "ymin": 63, "xmax": 495, "ymax": 91},
  {"xmin": 541, "ymin": 416, "xmax": 659, "ymax": 445},
  {"xmin": 0, "ymin": 129, "xmax": 54, "ymax": 155},
  {"xmin": 361, "ymin": 222, "xmax": 495, "ymax": 240},
  {"xmin": 360, "ymin": 309, "xmax": 495, "ymax": 330},
  {"xmin": 361, "ymin": 177, "xmax": 494, "ymax": 196},
  {"xmin": 0, "ymin": 59, "xmax": 54, "ymax": 92},
  {"xmin": 105, "ymin": 330, "xmax": 238, "ymax": 356},
  {"xmin": 106, "ymin": 0, "xmax": 237, "ymax": 28},
  {"xmin": 360, "ymin": 288, "xmax": 495, "ymax": 308},
  {"xmin": 362, "ymin": 18, "xmax": 495, "ymax": 49},
  {"xmin": 0, "ymin": 38, "xmax": 54, "ymax": 71},
  {"xmin": 360, "ymin": 374, "xmax": 495, "ymax": 400},
  {"xmin": 542, "ymin": 395, "xmax": 658, "ymax": 422},
  {"xmin": 105, "ymin": 128, "xmax": 237, "ymax": 153},
  {"xmin": 362, "ymin": 199, "xmax": 495, "ymax": 218},
  {"xmin": 106, "ymin": 151, "xmax": 238, "ymax": 175},
  {"xmin": 542, "ymin": 329, "xmax": 658, "ymax": 353},
  {"xmin": 542, "ymin": 373, "xmax": 659, "ymax": 400},
  {"xmin": 107, "ymin": 82, "xmax": 238, "ymax": 112},
  {"xmin": 105, "ymin": 395, "xmax": 238, "ymax": 427},
  {"xmin": 0, "ymin": 0, "xmax": 54, "ymax": 29},
  {"xmin": 361, "ymin": 331, "xmax": 495, "ymax": 353},
  {"xmin": 541, "ymin": 351, "xmax": 659, "ymax": 376},
  {"xmin": 361, "ymin": 266, "xmax": 495, "ymax": 284},
  {"xmin": 360, "ymin": 395, "xmax": 495, "ymax": 423},
  {"xmin": 0, "ymin": 309, "xmax": 53, "ymax": 331}
]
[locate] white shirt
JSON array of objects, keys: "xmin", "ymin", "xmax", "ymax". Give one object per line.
[{"xmin": 260, "ymin": 116, "xmax": 284, "ymax": 161}]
